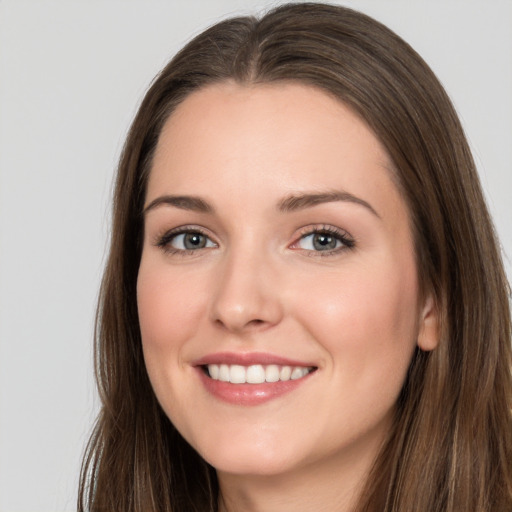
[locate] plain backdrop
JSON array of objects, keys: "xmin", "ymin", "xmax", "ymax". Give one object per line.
[{"xmin": 0, "ymin": 1, "xmax": 510, "ymax": 510}]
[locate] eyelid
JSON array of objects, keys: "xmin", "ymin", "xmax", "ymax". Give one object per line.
[
  {"xmin": 153, "ymin": 225, "xmax": 218, "ymax": 254},
  {"xmin": 151, "ymin": 223, "xmax": 354, "ymax": 257},
  {"xmin": 289, "ymin": 224, "xmax": 355, "ymax": 255}
]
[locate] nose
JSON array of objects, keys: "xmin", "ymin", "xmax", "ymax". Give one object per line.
[{"xmin": 210, "ymin": 249, "xmax": 284, "ymax": 333}]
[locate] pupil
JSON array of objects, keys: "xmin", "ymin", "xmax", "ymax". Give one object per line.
[
  {"xmin": 184, "ymin": 233, "xmax": 206, "ymax": 249},
  {"xmin": 313, "ymin": 233, "xmax": 336, "ymax": 251}
]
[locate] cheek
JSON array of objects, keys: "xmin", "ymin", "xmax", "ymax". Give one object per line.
[
  {"xmin": 137, "ymin": 262, "xmax": 207, "ymax": 352},
  {"xmin": 136, "ymin": 258, "xmax": 212, "ymax": 407},
  {"xmin": 136, "ymin": 258, "xmax": 212, "ymax": 427},
  {"xmin": 296, "ymin": 253, "xmax": 420, "ymax": 390}
]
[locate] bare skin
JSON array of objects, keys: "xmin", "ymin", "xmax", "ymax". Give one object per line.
[{"xmin": 137, "ymin": 81, "xmax": 438, "ymax": 511}]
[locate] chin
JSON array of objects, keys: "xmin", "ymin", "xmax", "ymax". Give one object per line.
[
  {"xmin": 208, "ymin": 452, "xmax": 299, "ymax": 477},
  {"xmin": 191, "ymin": 430, "xmax": 304, "ymax": 477}
]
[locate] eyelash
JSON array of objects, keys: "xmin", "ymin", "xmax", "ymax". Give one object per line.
[
  {"xmin": 153, "ymin": 224, "xmax": 355, "ymax": 257},
  {"xmin": 292, "ymin": 225, "xmax": 355, "ymax": 256},
  {"xmin": 154, "ymin": 225, "xmax": 217, "ymax": 256}
]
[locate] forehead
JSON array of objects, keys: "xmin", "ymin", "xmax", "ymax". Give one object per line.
[
  {"xmin": 148, "ymin": 81, "xmax": 405, "ymax": 223},
  {"xmin": 154, "ymin": 81, "xmax": 388, "ymax": 169}
]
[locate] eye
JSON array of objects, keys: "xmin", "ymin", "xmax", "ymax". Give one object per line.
[
  {"xmin": 156, "ymin": 227, "xmax": 217, "ymax": 254},
  {"xmin": 292, "ymin": 226, "xmax": 354, "ymax": 254},
  {"xmin": 170, "ymin": 232, "xmax": 215, "ymax": 250}
]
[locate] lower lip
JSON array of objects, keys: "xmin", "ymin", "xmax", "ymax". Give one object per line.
[{"xmin": 196, "ymin": 368, "xmax": 313, "ymax": 406}]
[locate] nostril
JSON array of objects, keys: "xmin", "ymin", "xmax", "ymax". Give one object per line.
[
  {"xmin": 215, "ymin": 317, "xmax": 266, "ymax": 330},
  {"xmin": 210, "ymin": 285, "xmax": 284, "ymax": 331},
  {"xmin": 245, "ymin": 318, "xmax": 268, "ymax": 330}
]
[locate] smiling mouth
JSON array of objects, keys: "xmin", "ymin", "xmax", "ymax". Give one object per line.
[{"xmin": 203, "ymin": 364, "xmax": 317, "ymax": 384}]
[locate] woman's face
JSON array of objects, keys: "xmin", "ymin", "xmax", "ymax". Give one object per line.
[{"xmin": 137, "ymin": 82, "xmax": 437, "ymax": 478}]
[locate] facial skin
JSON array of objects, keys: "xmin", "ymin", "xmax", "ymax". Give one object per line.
[{"xmin": 137, "ymin": 82, "xmax": 438, "ymax": 511}]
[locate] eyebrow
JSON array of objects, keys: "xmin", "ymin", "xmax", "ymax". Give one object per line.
[
  {"xmin": 143, "ymin": 195, "xmax": 214, "ymax": 215},
  {"xmin": 278, "ymin": 190, "xmax": 380, "ymax": 218},
  {"xmin": 143, "ymin": 190, "xmax": 380, "ymax": 218}
]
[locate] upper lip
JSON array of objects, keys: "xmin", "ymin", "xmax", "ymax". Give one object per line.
[{"xmin": 192, "ymin": 351, "xmax": 316, "ymax": 368}]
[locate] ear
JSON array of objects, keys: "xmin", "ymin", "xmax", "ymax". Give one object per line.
[{"xmin": 417, "ymin": 294, "xmax": 439, "ymax": 351}]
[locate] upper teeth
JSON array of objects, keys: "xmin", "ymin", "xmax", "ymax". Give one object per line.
[{"xmin": 207, "ymin": 364, "xmax": 313, "ymax": 384}]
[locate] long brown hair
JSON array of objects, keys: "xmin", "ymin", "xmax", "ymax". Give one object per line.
[{"xmin": 79, "ymin": 3, "xmax": 512, "ymax": 511}]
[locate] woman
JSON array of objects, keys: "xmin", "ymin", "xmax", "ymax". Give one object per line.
[{"xmin": 79, "ymin": 3, "xmax": 512, "ymax": 511}]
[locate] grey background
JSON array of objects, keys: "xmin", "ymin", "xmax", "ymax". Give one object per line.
[{"xmin": 0, "ymin": 1, "xmax": 510, "ymax": 510}]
